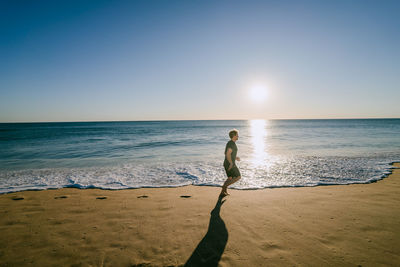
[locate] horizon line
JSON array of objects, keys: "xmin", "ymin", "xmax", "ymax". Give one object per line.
[{"xmin": 1, "ymin": 117, "xmax": 399, "ymax": 124}]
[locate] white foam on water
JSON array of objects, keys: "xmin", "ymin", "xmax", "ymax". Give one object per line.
[{"xmin": 0, "ymin": 157, "xmax": 398, "ymax": 194}]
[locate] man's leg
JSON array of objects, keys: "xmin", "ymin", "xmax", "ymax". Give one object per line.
[
  {"xmin": 221, "ymin": 176, "xmax": 241, "ymax": 195},
  {"xmin": 221, "ymin": 177, "xmax": 232, "ymax": 195},
  {"xmin": 226, "ymin": 176, "xmax": 241, "ymax": 187}
]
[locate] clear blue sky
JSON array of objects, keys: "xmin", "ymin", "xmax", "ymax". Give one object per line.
[{"xmin": 1, "ymin": 0, "xmax": 399, "ymax": 122}]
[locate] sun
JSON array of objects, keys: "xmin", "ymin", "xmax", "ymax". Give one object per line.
[{"xmin": 249, "ymin": 84, "xmax": 268, "ymax": 103}]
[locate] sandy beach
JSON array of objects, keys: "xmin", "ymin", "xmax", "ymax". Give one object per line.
[{"xmin": 0, "ymin": 163, "xmax": 399, "ymax": 266}]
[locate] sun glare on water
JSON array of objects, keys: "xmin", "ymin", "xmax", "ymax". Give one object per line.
[
  {"xmin": 250, "ymin": 119, "xmax": 268, "ymax": 168},
  {"xmin": 249, "ymin": 84, "xmax": 268, "ymax": 103}
]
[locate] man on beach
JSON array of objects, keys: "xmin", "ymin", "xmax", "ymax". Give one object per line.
[{"xmin": 221, "ymin": 129, "xmax": 241, "ymax": 196}]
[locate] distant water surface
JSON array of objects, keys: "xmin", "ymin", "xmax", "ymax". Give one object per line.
[{"xmin": 0, "ymin": 119, "xmax": 399, "ymax": 193}]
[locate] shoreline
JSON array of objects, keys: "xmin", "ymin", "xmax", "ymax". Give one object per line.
[
  {"xmin": 1, "ymin": 163, "xmax": 399, "ymax": 266},
  {"xmin": 1, "ymin": 161, "xmax": 399, "ymax": 195}
]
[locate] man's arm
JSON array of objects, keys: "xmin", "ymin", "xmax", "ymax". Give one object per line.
[{"xmin": 226, "ymin": 148, "xmax": 233, "ymax": 170}]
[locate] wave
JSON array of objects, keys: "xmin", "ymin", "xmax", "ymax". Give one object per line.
[{"xmin": 0, "ymin": 159, "xmax": 398, "ymax": 194}]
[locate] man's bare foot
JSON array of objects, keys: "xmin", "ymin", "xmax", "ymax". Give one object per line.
[{"xmin": 220, "ymin": 191, "xmax": 229, "ymax": 197}]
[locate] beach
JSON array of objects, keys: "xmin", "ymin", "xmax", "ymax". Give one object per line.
[
  {"xmin": 3, "ymin": 0, "xmax": 400, "ymax": 265},
  {"xmin": 0, "ymin": 163, "xmax": 398, "ymax": 266}
]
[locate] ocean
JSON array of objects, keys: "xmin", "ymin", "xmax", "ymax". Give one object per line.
[{"xmin": 0, "ymin": 119, "xmax": 399, "ymax": 194}]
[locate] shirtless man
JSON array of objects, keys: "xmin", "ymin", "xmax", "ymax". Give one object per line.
[{"xmin": 221, "ymin": 129, "xmax": 241, "ymax": 196}]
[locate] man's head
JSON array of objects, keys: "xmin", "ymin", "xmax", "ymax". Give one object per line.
[{"xmin": 229, "ymin": 129, "xmax": 239, "ymax": 141}]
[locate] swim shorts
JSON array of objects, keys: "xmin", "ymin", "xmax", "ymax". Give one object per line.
[{"xmin": 224, "ymin": 163, "xmax": 241, "ymax": 178}]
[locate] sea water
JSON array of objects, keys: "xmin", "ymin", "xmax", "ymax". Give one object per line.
[{"xmin": 0, "ymin": 119, "xmax": 399, "ymax": 193}]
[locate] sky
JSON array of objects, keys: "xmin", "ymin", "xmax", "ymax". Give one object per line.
[{"xmin": 1, "ymin": 0, "xmax": 399, "ymax": 122}]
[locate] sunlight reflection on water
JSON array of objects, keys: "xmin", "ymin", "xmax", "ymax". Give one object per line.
[{"xmin": 249, "ymin": 119, "xmax": 269, "ymax": 168}]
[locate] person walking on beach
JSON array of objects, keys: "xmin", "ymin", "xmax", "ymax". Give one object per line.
[{"xmin": 221, "ymin": 129, "xmax": 241, "ymax": 196}]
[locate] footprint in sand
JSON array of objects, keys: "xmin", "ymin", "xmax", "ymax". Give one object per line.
[
  {"xmin": 11, "ymin": 196, "xmax": 24, "ymax": 201},
  {"xmin": 180, "ymin": 195, "xmax": 192, "ymax": 198},
  {"xmin": 54, "ymin": 196, "xmax": 68, "ymax": 199},
  {"xmin": 137, "ymin": 195, "xmax": 149, "ymax": 198},
  {"xmin": 96, "ymin": 197, "xmax": 107, "ymax": 200}
]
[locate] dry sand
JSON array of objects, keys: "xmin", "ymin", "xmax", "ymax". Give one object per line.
[{"xmin": 1, "ymin": 163, "xmax": 399, "ymax": 267}]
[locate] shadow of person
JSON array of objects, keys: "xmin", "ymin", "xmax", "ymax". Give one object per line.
[{"xmin": 184, "ymin": 195, "xmax": 228, "ymax": 267}]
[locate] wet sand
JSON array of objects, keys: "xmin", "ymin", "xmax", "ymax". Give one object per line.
[{"xmin": 1, "ymin": 163, "xmax": 399, "ymax": 266}]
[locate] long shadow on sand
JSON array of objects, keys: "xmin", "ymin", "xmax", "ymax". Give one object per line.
[{"xmin": 184, "ymin": 195, "xmax": 228, "ymax": 267}]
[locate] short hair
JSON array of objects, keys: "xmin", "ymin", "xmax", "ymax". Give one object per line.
[{"xmin": 229, "ymin": 129, "xmax": 238, "ymax": 139}]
